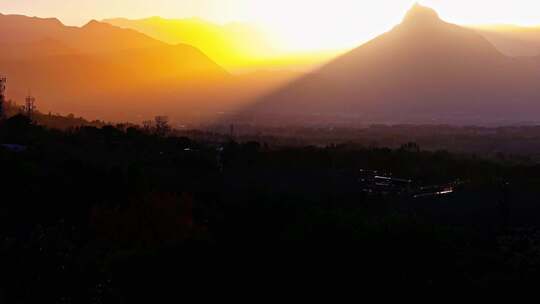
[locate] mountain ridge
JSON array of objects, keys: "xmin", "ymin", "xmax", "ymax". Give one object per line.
[
  {"xmin": 0, "ymin": 12, "xmax": 167, "ymax": 53},
  {"xmin": 240, "ymin": 4, "xmax": 540, "ymax": 125},
  {"xmin": 0, "ymin": 12, "xmax": 236, "ymax": 122}
]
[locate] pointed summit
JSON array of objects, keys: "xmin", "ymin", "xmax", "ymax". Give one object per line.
[
  {"xmin": 247, "ymin": 1, "xmax": 534, "ymax": 125},
  {"xmin": 402, "ymin": 3, "xmax": 441, "ymax": 24},
  {"xmin": 82, "ymin": 19, "xmax": 113, "ymax": 30}
]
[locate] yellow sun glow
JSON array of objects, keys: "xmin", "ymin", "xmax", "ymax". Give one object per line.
[
  {"xmin": 244, "ymin": 0, "xmax": 540, "ymax": 52},
  {"xmin": 248, "ymin": 0, "xmax": 414, "ymax": 51}
]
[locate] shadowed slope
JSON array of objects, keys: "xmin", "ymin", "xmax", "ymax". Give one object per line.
[{"xmin": 243, "ymin": 4, "xmax": 540, "ymax": 125}]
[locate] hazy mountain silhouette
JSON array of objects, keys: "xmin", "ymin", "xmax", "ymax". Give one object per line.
[
  {"xmin": 470, "ymin": 24, "xmax": 540, "ymax": 57},
  {"xmin": 244, "ymin": 4, "xmax": 540, "ymax": 125}
]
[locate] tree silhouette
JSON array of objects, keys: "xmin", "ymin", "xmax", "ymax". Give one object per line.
[
  {"xmin": 400, "ymin": 142, "xmax": 420, "ymax": 153},
  {"xmin": 154, "ymin": 116, "xmax": 170, "ymax": 137}
]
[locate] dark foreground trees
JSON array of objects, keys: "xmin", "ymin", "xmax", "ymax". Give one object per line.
[{"xmin": 2, "ymin": 117, "xmax": 540, "ymax": 301}]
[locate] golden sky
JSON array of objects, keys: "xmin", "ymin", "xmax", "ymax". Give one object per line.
[{"xmin": 2, "ymin": 0, "xmax": 540, "ymax": 51}]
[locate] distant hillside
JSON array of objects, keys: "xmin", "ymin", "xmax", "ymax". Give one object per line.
[
  {"xmin": 241, "ymin": 4, "xmax": 540, "ymax": 126},
  {"xmin": 470, "ymin": 24, "xmax": 540, "ymax": 57},
  {"xmin": 3, "ymin": 101, "xmax": 105, "ymax": 130}
]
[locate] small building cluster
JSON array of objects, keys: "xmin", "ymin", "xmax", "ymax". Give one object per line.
[{"xmin": 358, "ymin": 169, "xmax": 458, "ymax": 198}]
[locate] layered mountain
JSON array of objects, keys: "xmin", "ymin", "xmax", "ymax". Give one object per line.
[
  {"xmin": 0, "ymin": 13, "xmax": 235, "ymax": 122},
  {"xmin": 243, "ymin": 4, "xmax": 540, "ymax": 125}
]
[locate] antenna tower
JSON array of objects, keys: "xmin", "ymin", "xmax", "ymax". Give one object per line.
[
  {"xmin": 0, "ymin": 76, "xmax": 6, "ymax": 120},
  {"xmin": 24, "ymin": 92, "xmax": 36, "ymax": 120}
]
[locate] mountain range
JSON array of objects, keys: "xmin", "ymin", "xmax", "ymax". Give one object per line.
[
  {"xmin": 103, "ymin": 15, "xmax": 540, "ymax": 69},
  {"xmin": 240, "ymin": 4, "xmax": 540, "ymax": 125},
  {"xmin": 0, "ymin": 13, "xmax": 165, "ymax": 55},
  {"xmin": 0, "ymin": 13, "xmax": 299, "ymax": 123}
]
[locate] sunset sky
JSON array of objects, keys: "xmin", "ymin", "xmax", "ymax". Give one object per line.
[{"xmin": 1, "ymin": 0, "xmax": 540, "ymax": 51}]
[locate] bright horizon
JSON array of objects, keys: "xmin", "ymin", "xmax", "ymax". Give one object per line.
[{"xmin": 1, "ymin": 0, "xmax": 540, "ymax": 52}]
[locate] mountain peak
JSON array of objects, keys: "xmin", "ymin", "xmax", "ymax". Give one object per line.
[
  {"xmin": 402, "ymin": 3, "xmax": 441, "ymax": 24},
  {"xmin": 82, "ymin": 19, "xmax": 111, "ymax": 30}
]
